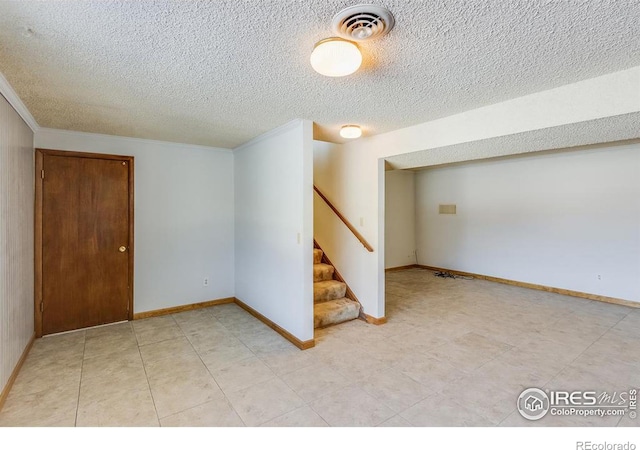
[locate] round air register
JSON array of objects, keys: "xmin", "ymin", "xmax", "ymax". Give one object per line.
[{"xmin": 331, "ymin": 4, "xmax": 395, "ymax": 41}]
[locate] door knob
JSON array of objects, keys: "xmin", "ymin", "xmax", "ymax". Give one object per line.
[{"xmin": 119, "ymin": 246, "xmax": 127, "ymax": 252}]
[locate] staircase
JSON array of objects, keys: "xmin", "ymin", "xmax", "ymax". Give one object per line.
[{"xmin": 313, "ymin": 246, "xmax": 361, "ymax": 328}]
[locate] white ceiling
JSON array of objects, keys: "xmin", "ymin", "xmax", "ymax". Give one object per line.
[{"xmin": 0, "ymin": 1, "xmax": 638, "ymax": 148}]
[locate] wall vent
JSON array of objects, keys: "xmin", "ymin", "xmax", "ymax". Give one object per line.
[{"xmin": 439, "ymin": 204, "xmax": 457, "ymax": 214}]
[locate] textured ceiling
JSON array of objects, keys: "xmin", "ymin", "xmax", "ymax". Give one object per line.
[
  {"xmin": 0, "ymin": 1, "xmax": 639, "ymax": 148},
  {"xmin": 385, "ymin": 112, "xmax": 640, "ymax": 170}
]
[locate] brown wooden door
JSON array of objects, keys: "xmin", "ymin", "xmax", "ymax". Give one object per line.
[{"xmin": 37, "ymin": 150, "xmax": 134, "ymax": 335}]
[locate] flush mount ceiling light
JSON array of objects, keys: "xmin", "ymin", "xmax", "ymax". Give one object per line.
[
  {"xmin": 311, "ymin": 5, "xmax": 395, "ymax": 77},
  {"xmin": 340, "ymin": 125, "xmax": 362, "ymax": 139},
  {"xmin": 310, "ymin": 37, "xmax": 362, "ymax": 77}
]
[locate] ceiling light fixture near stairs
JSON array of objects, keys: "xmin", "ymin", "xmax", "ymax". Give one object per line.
[
  {"xmin": 340, "ymin": 124, "xmax": 362, "ymax": 139},
  {"xmin": 310, "ymin": 4, "xmax": 395, "ymax": 77}
]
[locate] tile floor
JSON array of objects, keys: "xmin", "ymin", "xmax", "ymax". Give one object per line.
[{"xmin": 0, "ymin": 268, "xmax": 638, "ymax": 427}]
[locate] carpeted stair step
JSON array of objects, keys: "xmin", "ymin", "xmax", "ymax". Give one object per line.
[
  {"xmin": 313, "ymin": 263, "xmax": 334, "ymax": 282},
  {"xmin": 314, "ymin": 280, "xmax": 347, "ymax": 303},
  {"xmin": 313, "ymin": 248, "xmax": 323, "ymax": 264},
  {"xmin": 314, "ymin": 298, "xmax": 361, "ymax": 328}
]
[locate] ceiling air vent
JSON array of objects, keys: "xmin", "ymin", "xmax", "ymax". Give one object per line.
[{"xmin": 331, "ymin": 4, "xmax": 395, "ymax": 41}]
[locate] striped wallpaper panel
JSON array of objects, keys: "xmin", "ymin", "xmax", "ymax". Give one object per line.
[{"xmin": 0, "ymin": 93, "xmax": 34, "ymax": 394}]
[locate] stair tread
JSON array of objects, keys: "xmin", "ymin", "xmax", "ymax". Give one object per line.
[
  {"xmin": 313, "ymin": 248, "xmax": 323, "ymax": 264},
  {"xmin": 313, "ymin": 280, "xmax": 347, "ymax": 303},
  {"xmin": 313, "ymin": 263, "xmax": 335, "ymax": 282},
  {"xmin": 314, "ymin": 298, "xmax": 360, "ymax": 328}
]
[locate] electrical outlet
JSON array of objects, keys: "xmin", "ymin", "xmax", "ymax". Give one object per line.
[
  {"xmin": 203, "ymin": 277, "xmax": 209, "ymax": 286},
  {"xmin": 359, "ymin": 217, "xmax": 364, "ymax": 226},
  {"xmin": 597, "ymin": 274, "xmax": 602, "ymax": 281}
]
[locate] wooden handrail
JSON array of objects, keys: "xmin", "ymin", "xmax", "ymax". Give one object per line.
[{"xmin": 313, "ymin": 185, "xmax": 374, "ymax": 252}]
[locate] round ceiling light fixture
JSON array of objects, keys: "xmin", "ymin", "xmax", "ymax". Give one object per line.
[
  {"xmin": 310, "ymin": 37, "xmax": 362, "ymax": 77},
  {"xmin": 340, "ymin": 125, "xmax": 362, "ymax": 139}
]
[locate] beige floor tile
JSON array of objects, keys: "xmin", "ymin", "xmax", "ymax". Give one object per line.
[
  {"xmin": 160, "ymin": 397, "xmax": 244, "ymax": 427},
  {"xmin": 0, "ymin": 383, "xmax": 80, "ymax": 427},
  {"xmin": 258, "ymin": 346, "xmax": 315, "ymax": 375},
  {"xmin": 77, "ymin": 387, "xmax": 158, "ymax": 427},
  {"xmin": 9, "ymin": 359, "xmax": 82, "ymax": 397},
  {"xmin": 280, "ymin": 362, "xmax": 351, "ymax": 402},
  {"xmin": 309, "ymin": 386, "xmax": 395, "ymax": 427},
  {"xmin": 174, "ymin": 316, "xmax": 219, "ymax": 335},
  {"xmin": 400, "ymin": 393, "xmax": 496, "ymax": 426},
  {"xmin": 424, "ymin": 332, "xmax": 513, "ymax": 373},
  {"xmin": 80, "ymin": 363, "xmax": 150, "ymax": 395},
  {"xmin": 230, "ymin": 319, "xmax": 272, "ymax": 337},
  {"xmin": 322, "ymin": 348, "xmax": 390, "ymax": 380},
  {"xmin": 83, "ymin": 333, "xmax": 138, "ymax": 360},
  {"xmin": 27, "ymin": 341, "xmax": 85, "ymax": 367},
  {"xmin": 588, "ymin": 330, "xmax": 640, "ymax": 360},
  {"xmin": 360, "ymin": 368, "xmax": 433, "ymax": 413},
  {"xmin": 138, "ymin": 336, "xmax": 196, "ymax": 364},
  {"xmin": 84, "ymin": 321, "xmax": 132, "ymax": 340},
  {"xmin": 612, "ymin": 313, "xmax": 640, "ymax": 337},
  {"xmin": 2, "ymin": 270, "xmax": 637, "ymax": 428},
  {"xmin": 132, "ymin": 315, "xmax": 177, "ymax": 333},
  {"xmin": 210, "ymin": 356, "xmax": 275, "ymax": 393},
  {"xmin": 31, "ymin": 330, "xmax": 86, "ymax": 355},
  {"xmin": 216, "ymin": 311, "xmax": 259, "ymax": 329},
  {"xmin": 546, "ymin": 365, "xmax": 613, "ymax": 392},
  {"xmin": 389, "ymin": 329, "xmax": 449, "ymax": 355},
  {"xmin": 240, "ymin": 329, "xmax": 295, "ymax": 356},
  {"xmin": 205, "ymin": 303, "xmax": 249, "ymax": 319},
  {"xmin": 0, "ymin": 412, "xmax": 77, "ymax": 427},
  {"xmin": 494, "ymin": 343, "xmax": 574, "ymax": 381},
  {"xmin": 199, "ymin": 341, "xmax": 255, "ymax": 372},
  {"xmin": 148, "ymin": 368, "xmax": 225, "ymax": 418},
  {"xmin": 570, "ymin": 354, "xmax": 638, "ymax": 389},
  {"xmin": 171, "ymin": 308, "xmax": 214, "ymax": 326},
  {"xmin": 305, "ymin": 335, "xmax": 355, "ymax": 360},
  {"xmin": 143, "ymin": 351, "xmax": 209, "ymax": 384},
  {"xmin": 81, "ymin": 349, "xmax": 144, "ymax": 380},
  {"xmin": 535, "ymin": 322, "xmax": 609, "ymax": 350},
  {"xmin": 393, "ymin": 353, "xmax": 466, "ymax": 392},
  {"xmin": 225, "ymin": 378, "xmax": 305, "ymax": 426},
  {"xmin": 260, "ymin": 406, "xmax": 328, "ymax": 427},
  {"xmin": 174, "ymin": 307, "xmax": 215, "ymax": 319},
  {"xmin": 135, "ymin": 324, "xmax": 185, "ymax": 346},
  {"xmin": 438, "ymin": 375, "xmax": 518, "ymax": 424},
  {"xmin": 360, "ymin": 339, "xmax": 417, "ymax": 366},
  {"xmin": 367, "ymin": 318, "xmax": 420, "ymax": 339},
  {"xmin": 185, "ymin": 328, "xmax": 240, "ymax": 354},
  {"xmin": 378, "ymin": 415, "xmax": 414, "ymax": 427}
]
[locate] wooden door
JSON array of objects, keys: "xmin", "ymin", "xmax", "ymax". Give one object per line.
[{"xmin": 35, "ymin": 149, "xmax": 134, "ymax": 336}]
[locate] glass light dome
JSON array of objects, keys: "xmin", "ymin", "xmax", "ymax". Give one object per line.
[{"xmin": 310, "ymin": 37, "xmax": 362, "ymax": 77}]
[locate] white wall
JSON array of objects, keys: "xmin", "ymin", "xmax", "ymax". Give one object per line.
[
  {"xmin": 0, "ymin": 94, "xmax": 34, "ymax": 394},
  {"xmin": 314, "ymin": 141, "xmax": 384, "ymax": 317},
  {"xmin": 415, "ymin": 143, "xmax": 640, "ymax": 302},
  {"xmin": 314, "ymin": 67, "xmax": 640, "ymax": 317},
  {"xmin": 385, "ymin": 170, "xmax": 416, "ymax": 269},
  {"xmin": 35, "ymin": 128, "xmax": 235, "ymax": 314},
  {"xmin": 234, "ymin": 120, "xmax": 314, "ymax": 342}
]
